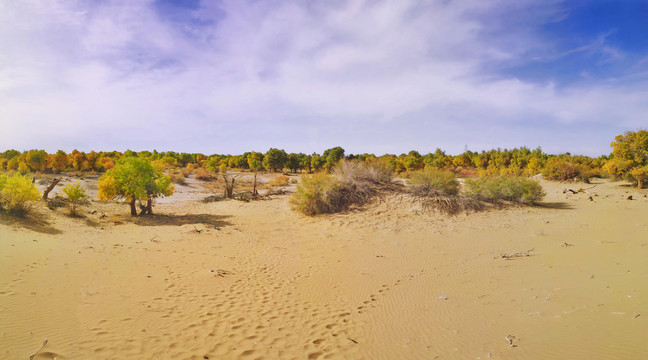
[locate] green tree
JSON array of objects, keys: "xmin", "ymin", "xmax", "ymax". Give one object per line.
[
  {"xmin": 263, "ymin": 148, "xmax": 288, "ymax": 172},
  {"xmin": 322, "ymin": 146, "xmax": 345, "ymax": 170},
  {"xmin": 98, "ymin": 157, "xmax": 174, "ymax": 215},
  {"xmin": 285, "ymin": 153, "xmax": 301, "ymax": 173}
]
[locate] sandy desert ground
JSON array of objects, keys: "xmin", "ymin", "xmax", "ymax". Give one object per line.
[{"xmin": 1, "ymin": 176, "xmax": 647, "ymax": 359}]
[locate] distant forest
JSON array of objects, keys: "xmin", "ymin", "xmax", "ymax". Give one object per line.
[{"xmin": 1, "ymin": 130, "xmax": 647, "ymax": 187}]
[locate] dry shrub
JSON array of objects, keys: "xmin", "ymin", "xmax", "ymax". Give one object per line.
[
  {"xmin": 168, "ymin": 170, "xmax": 186, "ymax": 185},
  {"xmin": 291, "ymin": 161, "xmax": 394, "ymax": 215},
  {"xmin": 180, "ymin": 167, "xmax": 192, "ymax": 177},
  {"xmin": 464, "ymin": 176, "xmax": 545, "ymax": 204},
  {"xmin": 269, "ymin": 175, "xmax": 290, "ymax": 187},
  {"xmin": 334, "ymin": 160, "xmax": 393, "ymax": 184},
  {"xmin": 194, "ymin": 167, "xmax": 214, "ymax": 181}
]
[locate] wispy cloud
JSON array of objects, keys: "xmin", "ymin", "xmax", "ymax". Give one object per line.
[{"xmin": 1, "ymin": 0, "xmax": 647, "ymax": 155}]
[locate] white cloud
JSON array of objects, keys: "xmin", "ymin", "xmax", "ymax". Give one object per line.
[{"xmin": 0, "ymin": 0, "xmax": 646, "ymax": 155}]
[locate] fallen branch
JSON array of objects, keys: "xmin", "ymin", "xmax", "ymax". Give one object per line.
[
  {"xmin": 29, "ymin": 338, "xmax": 48, "ymax": 360},
  {"xmin": 43, "ymin": 179, "xmax": 60, "ymax": 200}
]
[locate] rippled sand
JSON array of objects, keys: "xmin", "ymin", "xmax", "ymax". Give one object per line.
[{"xmin": 1, "ymin": 178, "xmax": 647, "ymax": 359}]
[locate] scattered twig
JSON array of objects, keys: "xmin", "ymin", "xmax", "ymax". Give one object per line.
[
  {"xmin": 29, "ymin": 338, "xmax": 48, "ymax": 360},
  {"xmin": 150, "ymin": 235, "xmax": 159, "ymax": 243},
  {"xmin": 346, "ymin": 337, "xmax": 358, "ymax": 344},
  {"xmin": 497, "ymin": 248, "xmax": 534, "ymax": 260},
  {"xmin": 192, "ymin": 225, "xmax": 203, "ymax": 234}
]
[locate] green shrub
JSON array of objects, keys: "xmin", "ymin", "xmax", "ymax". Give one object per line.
[
  {"xmin": 0, "ymin": 173, "xmax": 41, "ymax": 215},
  {"xmin": 290, "ymin": 173, "xmax": 342, "ymax": 215},
  {"xmin": 408, "ymin": 168, "xmax": 459, "ymax": 196},
  {"xmin": 61, "ymin": 182, "xmax": 88, "ymax": 216},
  {"xmin": 465, "ymin": 176, "xmax": 545, "ymax": 204}
]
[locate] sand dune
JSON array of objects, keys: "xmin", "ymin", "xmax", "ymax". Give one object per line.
[{"xmin": 1, "ymin": 179, "xmax": 647, "ymax": 359}]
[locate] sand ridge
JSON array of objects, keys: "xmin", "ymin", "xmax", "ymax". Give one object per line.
[{"xmin": 1, "ymin": 178, "xmax": 647, "ymax": 359}]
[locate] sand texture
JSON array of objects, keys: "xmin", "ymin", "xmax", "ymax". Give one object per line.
[{"xmin": 1, "ymin": 178, "xmax": 647, "ymax": 359}]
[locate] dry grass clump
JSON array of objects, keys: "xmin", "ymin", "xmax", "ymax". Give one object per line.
[
  {"xmin": 419, "ymin": 195, "xmax": 484, "ymax": 215},
  {"xmin": 269, "ymin": 175, "xmax": 290, "ymax": 187},
  {"xmin": 464, "ymin": 176, "xmax": 545, "ymax": 204},
  {"xmin": 291, "ymin": 161, "xmax": 394, "ymax": 215}
]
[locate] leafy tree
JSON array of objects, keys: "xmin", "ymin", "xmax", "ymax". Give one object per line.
[
  {"xmin": 26, "ymin": 150, "xmax": 48, "ymax": 172},
  {"xmin": 49, "ymin": 150, "xmax": 69, "ymax": 173},
  {"xmin": 0, "ymin": 173, "xmax": 40, "ymax": 215},
  {"xmin": 605, "ymin": 130, "xmax": 648, "ymax": 187},
  {"xmin": 61, "ymin": 182, "xmax": 88, "ymax": 216},
  {"xmin": 263, "ymin": 148, "xmax": 288, "ymax": 172},
  {"xmin": 98, "ymin": 157, "xmax": 174, "ymax": 215},
  {"xmin": 322, "ymin": 146, "xmax": 345, "ymax": 170},
  {"xmin": 401, "ymin": 150, "xmax": 423, "ymax": 171},
  {"xmin": 285, "ymin": 153, "xmax": 301, "ymax": 173},
  {"xmin": 310, "ymin": 153, "xmax": 326, "ymax": 172}
]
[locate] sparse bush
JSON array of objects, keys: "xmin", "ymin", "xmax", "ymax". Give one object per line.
[
  {"xmin": 269, "ymin": 175, "xmax": 290, "ymax": 187},
  {"xmin": 465, "ymin": 176, "xmax": 545, "ymax": 204},
  {"xmin": 290, "ymin": 173, "xmax": 343, "ymax": 215},
  {"xmin": 61, "ymin": 182, "xmax": 88, "ymax": 216},
  {"xmin": 0, "ymin": 173, "xmax": 41, "ymax": 215},
  {"xmin": 407, "ymin": 168, "xmax": 459, "ymax": 196}
]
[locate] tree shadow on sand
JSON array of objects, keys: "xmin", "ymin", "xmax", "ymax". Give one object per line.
[
  {"xmin": 536, "ymin": 202, "xmax": 573, "ymax": 210},
  {"xmin": 128, "ymin": 214, "xmax": 232, "ymax": 229},
  {"xmin": 0, "ymin": 211, "xmax": 63, "ymax": 235}
]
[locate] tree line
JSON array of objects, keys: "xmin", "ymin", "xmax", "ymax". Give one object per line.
[{"xmin": 1, "ymin": 130, "xmax": 647, "ymax": 187}]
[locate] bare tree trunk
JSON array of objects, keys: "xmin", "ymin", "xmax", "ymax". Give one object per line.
[
  {"xmin": 129, "ymin": 198, "xmax": 137, "ymax": 216},
  {"xmin": 253, "ymin": 172, "xmax": 258, "ymax": 196},
  {"xmin": 43, "ymin": 178, "xmax": 60, "ymax": 200}
]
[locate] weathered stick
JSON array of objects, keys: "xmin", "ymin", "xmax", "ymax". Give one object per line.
[{"xmin": 29, "ymin": 338, "xmax": 48, "ymax": 360}]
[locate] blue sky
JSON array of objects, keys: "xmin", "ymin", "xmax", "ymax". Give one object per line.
[{"xmin": 1, "ymin": 0, "xmax": 647, "ymax": 156}]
